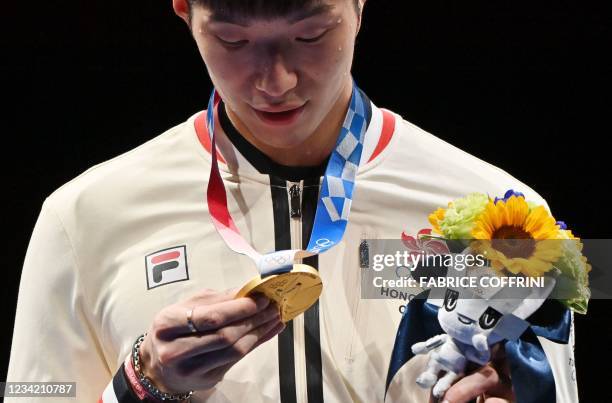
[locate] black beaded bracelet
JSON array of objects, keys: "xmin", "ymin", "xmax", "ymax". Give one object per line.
[{"xmin": 131, "ymin": 333, "xmax": 194, "ymax": 402}]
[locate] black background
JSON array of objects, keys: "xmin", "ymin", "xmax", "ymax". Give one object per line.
[{"xmin": 1, "ymin": 0, "xmax": 611, "ymax": 400}]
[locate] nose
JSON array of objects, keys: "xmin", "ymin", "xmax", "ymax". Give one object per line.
[{"xmin": 254, "ymin": 50, "xmax": 297, "ymax": 99}]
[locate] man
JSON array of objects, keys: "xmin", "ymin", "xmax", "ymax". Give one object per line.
[{"xmin": 7, "ymin": 0, "xmax": 578, "ymax": 402}]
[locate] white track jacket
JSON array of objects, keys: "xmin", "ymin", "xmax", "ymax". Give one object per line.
[{"xmin": 7, "ymin": 95, "xmax": 579, "ymax": 402}]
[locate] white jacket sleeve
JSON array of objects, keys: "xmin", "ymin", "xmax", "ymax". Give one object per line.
[{"xmin": 6, "ymin": 198, "xmax": 112, "ymax": 401}]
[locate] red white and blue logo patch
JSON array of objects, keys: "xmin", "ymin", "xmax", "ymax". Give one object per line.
[{"xmin": 145, "ymin": 245, "xmax": 189, "ymax": 289}]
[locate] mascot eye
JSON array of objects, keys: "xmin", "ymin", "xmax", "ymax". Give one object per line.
[
  {"xmin": 478, "ymin": 307, "xmax": 502, "ymax": 329},
  {"xmin": 443, "ymin": 289, "xmax": 459, "ymax": 311}
]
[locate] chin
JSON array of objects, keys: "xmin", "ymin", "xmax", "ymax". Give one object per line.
[
  {"xmin": 257, "ymin": 135, "xmax": 307, "ymax": 150},
  {"xmin": 250, "ymin": 121, "xmax": 313, "ymax": 148}
]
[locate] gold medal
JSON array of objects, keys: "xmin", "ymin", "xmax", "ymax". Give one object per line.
[{"xmin": 236, "ymin": 264, "xmax": 323, "ymax": 322}]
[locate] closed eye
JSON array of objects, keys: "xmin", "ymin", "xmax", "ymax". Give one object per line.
[
  {"xmin": 457, "ymin": 314, "xmax": 474, "ymax": 325},
  {"xmin": 216, "ymin": 36, "xmax": 249, "ymax": 48},
  {"xmin": 296, "ymin": 30, "xmax": 329, "ymax": 43}
]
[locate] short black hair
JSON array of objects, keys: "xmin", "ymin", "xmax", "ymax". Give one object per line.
[{"xmin": 187, "ymin": 0, "xmax": 360, "ymax": 21}]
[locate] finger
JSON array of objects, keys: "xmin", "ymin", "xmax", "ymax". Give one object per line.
[
  {"xmin": 484, "ymin": 398, "xmax": 511, "ymax": 403},
  {"xmin": 191, "ymin": 294, "xmax": 273, "ymax": 332},
  {"xmin": 478, "ymin": 375, "xmax": 514, "ymax": 402},
  {"xmin": 183, "ymin": 316, "xmax": 282, "ymax": 376},
  {"xmin": 178, "ymin": 303, "xmax": 281, "ymax": 358},
  {"xmin": 489, "ymin": 345, "xmax": 511, "ymax": 381},
  {"xmin": 152, "ymin": 304, "xmax": 280, "ymax": 367},
  {"xmin": 185, "ymin": 287, "xmax": 241, "ymax": 306},
  {"xmin": 486, "ymin": 345, "xmax": 514, "ymax": 400},
  {"xmin": 157, "ymin": 287, "xmax": 242, "ymax": 339},
  {"xmin": 153, "ymin": 294, "xmax": 272, "ymax": 340},
  {"xmin": 442, "ymin": 366, "xmax": 500, "ymax": 403},
  {"xmin": 251, "ymin": 320, "xmax": 286, "ymax": 350}
]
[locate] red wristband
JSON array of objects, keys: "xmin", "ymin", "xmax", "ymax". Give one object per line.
[{"xmin": 124, "ymin": 355, "xmax": 159, "ymax": 402}]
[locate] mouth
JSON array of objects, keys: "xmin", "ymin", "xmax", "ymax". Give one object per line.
[{"xmin": 252, "ymin": 103, "xmax": 307, "ymax": 126}]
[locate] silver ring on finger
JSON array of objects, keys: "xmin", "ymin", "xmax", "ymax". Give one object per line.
[{"xmin": 186, "ymin": 307, "xmax": 199, "ymax": 333}]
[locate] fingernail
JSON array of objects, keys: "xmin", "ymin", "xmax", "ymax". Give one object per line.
[
  {"xmin": 442, "ymin": 400, "xmax": 450, "ymax": 403},
  {"xmin": 254, "ymin": 293, "xmax": 270, "ymax": 308}
]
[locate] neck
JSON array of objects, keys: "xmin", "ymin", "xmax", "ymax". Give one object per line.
[{"xmin": 223, "ymin": 80, "xmax": 353, "ymax": 167}]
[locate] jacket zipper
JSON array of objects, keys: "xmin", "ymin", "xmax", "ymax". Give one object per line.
[
  {"xmin": 288, "ymin": 181, "xmax": 308, "ymax": 403},
  {"xmin": 290, "ymin": 184, "xmax": 302, "ymax": 218}
]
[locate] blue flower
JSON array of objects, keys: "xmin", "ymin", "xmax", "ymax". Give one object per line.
[
  {"xmin": 556, "ymin": 221, "xmax": 568, "ymax": 230},
  {"xmin": 494, "ymin": 189, "xmax": 525, "ymax": 204}
]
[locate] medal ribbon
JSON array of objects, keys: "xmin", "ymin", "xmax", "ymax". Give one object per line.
[{"xmin": 206, "ymin": 80, "xmax": 369, "ymax": 277}]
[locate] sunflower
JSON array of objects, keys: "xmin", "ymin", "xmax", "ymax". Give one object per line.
[
  {"xmin": 428, "ymin": 207, "xmax": 447, "ymax": 235},
  {"xmin": 471, "ymin": 195, "xmax": 563, "ymax": 277}
]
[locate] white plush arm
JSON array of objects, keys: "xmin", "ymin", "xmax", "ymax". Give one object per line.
[{"xmin": 411, "ymin": 334, "xmax": 449, "ymax": 355}]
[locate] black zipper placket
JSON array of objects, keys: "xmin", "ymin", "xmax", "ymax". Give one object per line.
[
  {"xmin": 288, "ymin": 180, "xmax": 308, "ymax": 403},
  {"xmin": 301, "ymin": 177, "xmax": 324, "ymax": 403},
  {"xmin": 270, "ymin": 175, "xmax": 297, "ymax": 403},
  {"xmin": 270, "ymin": 175, "xmax": 324, "ymax": 403}
]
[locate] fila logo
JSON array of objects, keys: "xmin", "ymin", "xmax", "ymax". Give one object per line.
[{"xmin": 145, "ymin": 245, "xmax": 189, "ymax": 289}]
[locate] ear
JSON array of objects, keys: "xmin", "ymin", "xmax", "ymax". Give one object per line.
[
  {"xmin": 172, "ymin": 0, "xmax": 191, "ymax": 25},
  {"xmin": 356, "ymin": 0, "xmax": 367, "ymax": 35}
]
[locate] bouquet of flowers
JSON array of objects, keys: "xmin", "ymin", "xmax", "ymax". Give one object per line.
[
  {"xmin": 386, "ymin": 189, "xmax": 591, "ymax": 402},
  {"xmin": 427, "ymin": 189, "xmax": 590, "ymax": 313}
]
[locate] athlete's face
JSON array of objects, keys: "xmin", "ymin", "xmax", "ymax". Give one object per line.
[{"xmin": 175, "ymin": 0, "xmax": 363, "ymax": 150}]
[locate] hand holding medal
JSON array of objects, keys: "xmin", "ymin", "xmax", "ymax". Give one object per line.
[{"xmin": 205, "ymin": 80, "xmax": 369, "ymax": 322}]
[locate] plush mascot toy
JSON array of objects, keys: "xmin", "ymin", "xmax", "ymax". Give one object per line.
[{"xmin": 410, "ymin": 252, "xmax": 557, "ymax": 397}]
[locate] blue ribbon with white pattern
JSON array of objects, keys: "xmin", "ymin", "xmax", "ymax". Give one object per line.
[{"xmin": 206, "ymin": 79, "xmax": 369, "ymax": 276}]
